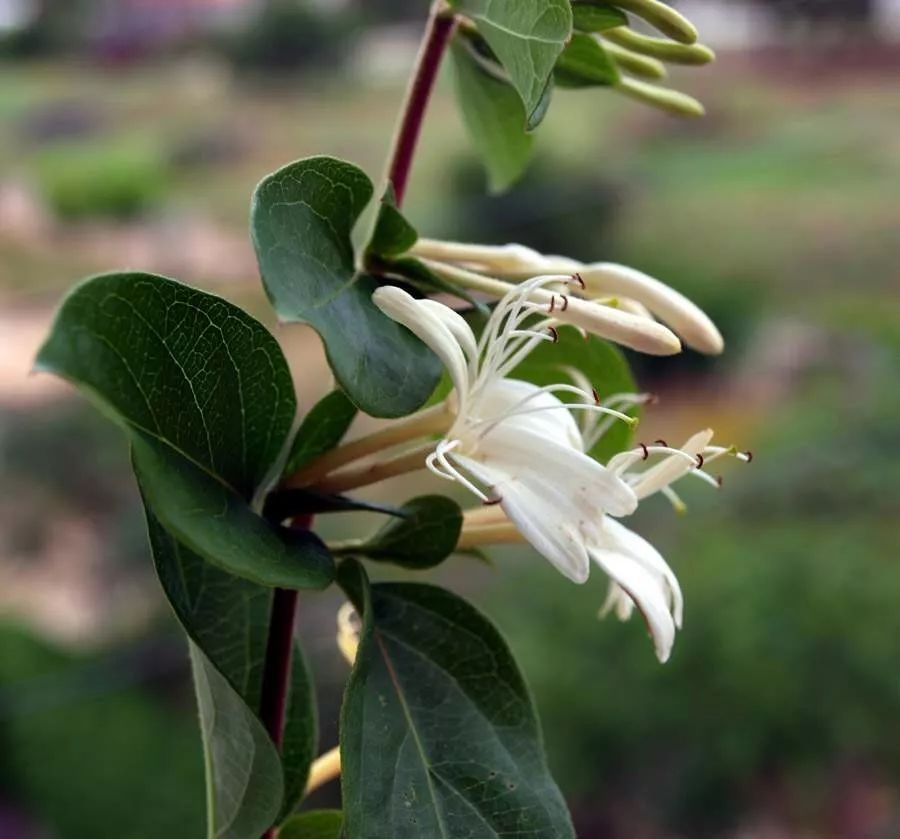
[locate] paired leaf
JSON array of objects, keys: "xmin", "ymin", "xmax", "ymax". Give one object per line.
[
  {"xmin": 450, "ymin": 0, "xmax": 572, "ymax": 124},
  {"xmin": 339, "ymin": 561, "xmax": 574, "ymax": 838},
  {"xmin": 149, "ymin": 513, "xmax": 318, "ymax": 827},
  {"xmin": 133, "ymin": 434, "xmax": 333, "ymax": 589},
  {"xmin": 284, "ymin": 390, "xmax": 357, "ymax": 477},
  {"xmin": 251, "ymin": 156, "xmax": 441, "ymax": 418},
  {"xmin": 368, "ymin": 185, "xmax": 418, "ymax": 258},
  {"xmin": 450, "ymin": 38, "xmax": 534, "ymax": 193},
  {"xmin": 190, "ymin": 643, "xmax": 284, "ymax": 839},
  {"xmin": 512, "ymin": 329, "xmax": 638, "ymax": 462},
  {"xmin": 279, "ymin": 811, "xmax": 343, "ymax": 839},
  {"xmin": 554, "ymin": 32, "xmax": 621, "ymax": 88},
  {"xmin": 571, "ymin": 2, "xmax": 628, "ymax": 32},
  {"xmin": 345, "ymin": 495, "xmax": 463, "ymax": 569}
]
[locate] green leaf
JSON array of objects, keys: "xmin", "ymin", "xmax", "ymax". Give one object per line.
[
  {"xmin": 571, "ymin": 2, "xmax": 628, "ymax": 32},
  {"xmin": 511, "ymin": 329, "xmax": 638, "ymax": 462},
  {"xmin": 451, "ymin": 0, "xmax": 573, "ymax": 122},
  {"xmin": 450, "ymin": 38, "xmax": 533, "ymax": 193},
  {"xmin": 554, "ymin": 32, "xmax": 620, "ymax": 88},
  {"xmin": 279, "ymin": 811, "xmax": 343, "ymax": 839},
  {"xmin": 148, "ymin": 512, "xmax": 318, "ymax": 824},
  {"xmin": 190, "ymin": 642, "xmax": 284, "ymax": 839},
  {"xmin": 35, "ymin": 271, "xmax": 295, "ymax": 501},
  {"xmin": 133, "ymin": 434, "xmax": 334, "ymax": 589},
  {"xmin": 367, "ymin": 185, "xmax": 418, "ymax": 258},
  {"xmin": 526, "ymin": 74, "xmax": 555, "ymax": 131},
  {"xmin": 347, "ymin": 495, "xmax": 463, "ymax": 569},
  {"xmin": 285, "ymin": 390, "xmax": 357, "ymax": 477},
  {"xmin": 250, "ymin": 156, "xmax": 441, "ymax": 418},
  {"xmin": 338, "ymin": 561, "xmax": 574, "ymax": 839}
]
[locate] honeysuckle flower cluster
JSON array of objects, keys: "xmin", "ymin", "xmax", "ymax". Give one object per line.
[{"xmin": 364, "ymin": 271, "xmax": 749, "ymax": 663}]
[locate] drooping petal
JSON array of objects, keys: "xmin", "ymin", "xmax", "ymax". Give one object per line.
[
  {"xmin": 579, "ymin": 263, "xmax": 724, "ymax": 355},
  {"xmin": 587, "ymin": 528, "xmax": 678, "ymax": 663},
  {"xmin": 417, "ymin": 298, "xmax": 479, "ymax": 367},
  {"xmin": 596, "ymin": 517, "xmax": 683, "ymax": 628},
  {"xmin": 373, "ymin": 285, "xmax": 470, "ymax": 401}
]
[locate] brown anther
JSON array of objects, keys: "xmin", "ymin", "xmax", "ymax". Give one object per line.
[
  {"xmin": 653, "ymin": 439, "xmax": 668, "ymax": 447},
  {"xmin": 560, "ymin": 294, "xmax": 570, "ymax": 311},
  {"xmin": 549, "ymin": 295, "xmax": 556, "ymax": 314},
  {"xmin": 483, "ymin": 495, "xmax": 503, "ymax": 506},
  {"xmin": 715, "ymin": 475, "xmax": 724, "ymax": 488},
  {"xmin": 647, "ymin": 393, "xmax": 660, "ymax": 405},
  {"xmin": 547, "ymin": 326, "xmax": 559, "ymax": 343},
  {"xmin": 638, "ymin": 443, "xmax": 649, "ymax": 460},
  {"xmin": 744, "ymin": 450, "xmax": 754, "ymax": 463},
  {"xmin": 695, "ymin": 453, "xmax": 705, "ymax": 469},
  {"xmin": 571, "ymin": 272, "xmax": 585, "ymax": 289},
  {"xmin": 591, "ymin": 387, "xmax": 601, "ymax": 405}
]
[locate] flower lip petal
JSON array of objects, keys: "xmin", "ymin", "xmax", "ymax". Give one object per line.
[{"xmin": 373, "ymin": 285, "xmax": 470, "ymax": 399}]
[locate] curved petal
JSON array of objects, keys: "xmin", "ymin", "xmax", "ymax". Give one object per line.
[{"xmin": 372, "ymin": 286, "xmax": 470, "ymax": 401}]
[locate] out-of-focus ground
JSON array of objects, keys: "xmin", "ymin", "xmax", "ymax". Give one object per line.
[{"xmin": 1, "ymin": 3, "xmax": 899, "ymax": 838}]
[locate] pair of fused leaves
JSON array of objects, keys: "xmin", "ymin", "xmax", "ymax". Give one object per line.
[
  {"xmin": 450, "ymin": 2, "xmax": 627, "ymax": 192},
  {"xmin": 35, "ymin": 272, "xmax": 332, "ymax": 837}
]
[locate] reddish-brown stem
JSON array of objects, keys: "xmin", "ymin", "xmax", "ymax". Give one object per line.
[
  {"xmin": 259, "ymin": 514, "xmax": 311, "ymax": 839},
  {"xmin": 386, "ymin": 2, "xmax": 457, "ymax": 207}
]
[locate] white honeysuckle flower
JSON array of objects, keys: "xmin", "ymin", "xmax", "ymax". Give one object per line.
[
  {"xmin": 408, "ymin": 238, "xmax": 723, "ymax": 355},
  {"xmin": 373, "ymin": 277, "xmax": 643, "ymax": 585},
  {"xmin": 373, "ymin": 278, "xmax": 700, "ymax": 661}
]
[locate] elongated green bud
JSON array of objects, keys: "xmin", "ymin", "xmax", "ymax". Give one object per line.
[
  {"xmin": 612, "ymin": 0, "xmax": 698, "ymax": 44},
  {"xmin": 615, "ymin": 76, "xmax": 705, "ymax": 117},
  {"xmin": 601, "ymin": 40, "xmax": 667, "ymax": 80},
  {"xmin": 604, "ymin": 27, "xmax": 715, "ymax": 65}
]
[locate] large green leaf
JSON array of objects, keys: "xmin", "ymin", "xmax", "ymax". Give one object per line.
[
  {"xmin": 512, "ymin": 328, "xmax": 639, "ymax": 462},
  {"xmin": 450, "ymin": 38, "xmax": 534, "ymax": 193},
  {"xmin": 149, "ymin": 513, "xmax": 318, "ymax": 825},
  {"xmin": 343, "ymin": 495, "xmax": 463, "ymax": 570},
  {"xmin": 554, "ymin": 32, "xmax": 620, "ymax": 88},
  {"xmin": 451, "ymin": 0, "xmax": 572, "ymax": 123},
  {"xmin": 250, "ymin": 156, "xmax": 441, "ymax": 418},
  {"xmin": 190, "ymin": 643, "xmax": 284, "ymax": 839},
  {"xmin": 35, "ymin": 271, "xmax": 294, "ymax": 501},
  {"xmin": 338, "ymin": 561, "xmax": 574, "ymax": 839},
  {"xmin": 367, "ymin": 185, "xmax": 418, "ymax": 259}
]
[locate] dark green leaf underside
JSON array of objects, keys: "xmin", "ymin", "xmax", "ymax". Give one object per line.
[
  {"xmin": 572, "ymin": 2, "xmax": 628, "ymax": 32},
  {"xmin": 148, "ymin": 512, "xmax": 318, "ymax": 823},
  {"xmin": 554, "ymin": 32, "xmax": 620, "ymax": 88}
]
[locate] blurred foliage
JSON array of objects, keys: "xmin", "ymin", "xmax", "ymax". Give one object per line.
[
  {"xmin": 0, "ymin": 624, "xmax": 203, "ymax": 838},
  {"xmin": 218, "ymin": 1, "xmax": 349, "ymax": 73},
  {"xmin": 35, "ymin": 140, "xmax": 167, "ymax": 220},
  {"xmin": 486, "ymin": 351, "xmax": 900, "ymax": 835}
]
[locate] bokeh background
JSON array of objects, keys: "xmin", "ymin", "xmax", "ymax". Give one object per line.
[{"xmin": 1, "ymin": 2, "xmax": 899, "ymax": 837}]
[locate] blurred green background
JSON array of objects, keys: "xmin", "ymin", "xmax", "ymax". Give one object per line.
[{"xmin": 1, "ymin": 1, "xmax": 898, "ymax": 837}]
